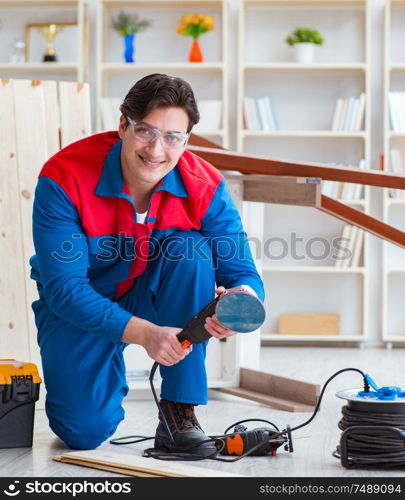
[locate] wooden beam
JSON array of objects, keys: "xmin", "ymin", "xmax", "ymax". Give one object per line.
[
  {"xmin": 320, "ymin": 196, "xmax": 405, "ymax": 248},
  {"xmin": 187, "ymin": 145, "xmax": 405, "ymax": 190},
  {"xmin": 187, "ymin": 135, "xmax": 405, "ymax": 248}
]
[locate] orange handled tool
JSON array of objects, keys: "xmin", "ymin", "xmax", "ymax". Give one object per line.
[{"xmin": 176, "ymin": 286, "xmax": 266, "ymax": 350}]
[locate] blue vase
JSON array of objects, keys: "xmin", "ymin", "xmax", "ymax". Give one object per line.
[{"xmin": 124, "ymin": 33, "xmax": 135, "ymax": 63}]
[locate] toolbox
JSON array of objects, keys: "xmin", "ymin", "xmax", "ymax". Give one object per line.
[{"xmin": 0, "ymin": 359, "xmax": 42, "ymax": 448}]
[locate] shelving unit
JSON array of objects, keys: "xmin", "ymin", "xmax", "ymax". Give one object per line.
[
  {"xmin": 382, "ymin": 0, "xmax": 405, "ymax": 346},
  {"xmin": 238, "ymin": 0, "xmax": 371, "ymax": 345},
  {"xmin": 96, "ymin": 0, "xmax": 229, "ymax": 146},
  {"xmin": 0, "ymin": 0, "xmax": 88, "ymax": 82}
]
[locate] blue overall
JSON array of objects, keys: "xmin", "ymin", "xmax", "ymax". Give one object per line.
[
  {"xmin": 30, "ymin": 132, "xmax": 264, "ymax": 450},
  {"xmin": 33, "ymin": 230, "xmax": 217, "ymax": 449}
]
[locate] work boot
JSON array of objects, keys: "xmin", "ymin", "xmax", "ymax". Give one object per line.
[{"xmin": 154, "ymin": 399, "xmax": 217, "ymax": 458}]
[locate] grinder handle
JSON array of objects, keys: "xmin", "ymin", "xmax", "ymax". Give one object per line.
[{"xmin": 176, "ymin": 295, "xmax": 221, "ymax": 349}]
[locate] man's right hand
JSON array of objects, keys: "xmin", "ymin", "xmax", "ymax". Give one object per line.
[{"xmin": 121, "ymin": 317, "xmax": 192, "ymax": 366}]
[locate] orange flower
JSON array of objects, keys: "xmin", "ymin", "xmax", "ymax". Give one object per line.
[{"xmin": 176, "ymin": 12, "xmax": 215, "ymax": 38}]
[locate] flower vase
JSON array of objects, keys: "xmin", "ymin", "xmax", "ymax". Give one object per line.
[
  {"xmin": 124, "ymin": 33, "xmax": 135, "ymax": 63},
  {"xmin": 295, "ymin": 42, "xmax": 315, "ymax": 64},
  {"xmin": 189, "ymin": 39, "xmax": 203, "ymax": 63}
]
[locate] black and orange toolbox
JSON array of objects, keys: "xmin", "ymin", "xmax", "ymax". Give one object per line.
[{"xmin": 0, "ymin": 359, "xmax": 42, "ymax": 448}]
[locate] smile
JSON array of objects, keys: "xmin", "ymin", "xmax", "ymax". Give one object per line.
[{"xmin": 139, "ymin": 155, "xmax": 165, "ymax": 168}]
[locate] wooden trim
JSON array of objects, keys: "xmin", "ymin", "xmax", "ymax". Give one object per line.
[{"xmin": 213, "ymin": 368, "xmax": 320, "ymax": 412}]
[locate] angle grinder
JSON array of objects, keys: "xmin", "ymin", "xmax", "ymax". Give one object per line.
[{"xmin": 177, "ymin": 285, "xmax": 266, "ymax": 349}]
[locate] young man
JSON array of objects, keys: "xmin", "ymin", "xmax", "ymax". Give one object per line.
[{"xmin": 30, "ymin": 73, "xmax": 264, "ymax": 457}]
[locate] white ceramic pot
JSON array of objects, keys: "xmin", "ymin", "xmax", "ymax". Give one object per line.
[{"xmin": 295, "ymin": 42, "xmax": 316, "ymax": 64}]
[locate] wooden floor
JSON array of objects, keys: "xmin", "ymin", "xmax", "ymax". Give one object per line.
[{"xmin": 1, "ymin": 346, "xmax": 404, "ymax": 477}]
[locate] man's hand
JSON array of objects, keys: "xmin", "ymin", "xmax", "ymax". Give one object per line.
[
  {"xmin": 142, "ymin": 324, "xmax": 193, "ymax": 366},
  {"xmin": 121, "ymin": 317, "xmax": 192, "ymax": 366},
  {"xmin": 203, "ymin": 286, "xmax": 237, "ymax": 340}
]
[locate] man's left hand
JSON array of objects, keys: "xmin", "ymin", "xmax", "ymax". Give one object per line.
[{"xmin": 204, "ymin": 286, "xmax": 236, "ymax": 340}]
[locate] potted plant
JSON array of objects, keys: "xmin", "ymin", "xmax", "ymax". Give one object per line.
[
  {"xmin": 285, "ymin": 27, "xmax": 324, "ymax": 64},
  {"xmin": 176, "ymin": 13, "xmax": 214, "ymax": 63},
  {"xmin": 111, "ymin": 11, "xmax": 152, "ymax": 63}
]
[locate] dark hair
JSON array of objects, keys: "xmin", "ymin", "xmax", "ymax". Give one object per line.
[{"xmin": 120, "ymin": 73, "xmax": 199, "ymax": 133}]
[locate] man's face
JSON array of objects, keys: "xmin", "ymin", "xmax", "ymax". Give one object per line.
[{"xmin": 118, "ymin": 106, "xmax": 189, "ymax": 190}]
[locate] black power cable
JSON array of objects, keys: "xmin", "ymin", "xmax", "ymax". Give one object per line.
[
  {"xmin": 333, "ymin": 405, "xmax": 405, "ymax": 468},
  {"xmin": 111, "ymin": 367, "xmax": 374, "ymax": 463}
]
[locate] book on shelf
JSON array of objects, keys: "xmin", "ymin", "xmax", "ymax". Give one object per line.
[
  {"xmin": 321, "ymin": 159, "xmax": 365, "ymax": 201},
  {"xmin": 335, "ymin": 224, "xmax": 363, "ymax": 268},
  {"xmin": 331, "ymin": 93, "xmax": 365, "ymax": 132},
  {"xmin": 355, "ymin": 93, "xmax": 366, "ymax": 131},
  {"xmin": 335, "ymin": 224, "xmax": 352, "ymax": 268},
  {"xmin": 341, "ymin": 225, "xmax": 359, "ymax": 268},
  {"xmin": 343, "ymin": 96, "xmax": 355, "ymax": 132},
  {"xmin": 341, "ymin": 181, "xmax": 355, "ymax": 200},
  {"xmin": 350, "ymin": 229, "xmax": 364, "ymax": 268},
  {"xmin": 243, "ymin": 96, "xmax": 277, "ymax": 131},
  {"xmin": 337, "ymin": 98, "xmax": 349, "ymax": 131},
  {"xmin": 243, "ymin": 97, "xmax": 260, "ymax": 130},
  {"xmin": 388, "ymin": 149, "xmax": 405, "ymax": 198},
  {"xmin": 257, "ymin": 97, "xmax": 271, "ymax": 131},
  {"xmin": 388, "ymin": 92, "xmax": 405, "ymax": 132},
  {"xmin": 264, "ymin": 96, "xmax": 278, "ymax": 130},
  {"xmin": 349, "ymin": 97, "xmax": 360, "ymax": 132},
  {"xmin": 331, "ymin": 98, "xmax": 343, "ymax": 131}
]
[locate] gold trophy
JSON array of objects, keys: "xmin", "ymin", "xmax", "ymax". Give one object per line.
[{"xmin": 38, "ymin": 23, "xmax": 61, "ymax": 62}]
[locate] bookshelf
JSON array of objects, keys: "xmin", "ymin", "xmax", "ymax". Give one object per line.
[
  {"xmin": 96, "ymin": 0, "xmax": 229, "ymax": 146},
  {"xmin": 382, "ymin": 0, "xmax": 405, "ymax": 346},
  {"xmin": 238, "ymin": 0, "xmax": 371, "ymax": 345},
  {"xmin": 0, "ymin": 0, "xmax": 88, "ymax": 82}
]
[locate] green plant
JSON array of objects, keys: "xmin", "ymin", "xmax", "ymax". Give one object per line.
[
  {"xmin": 285, "ymin": 27, "xmax": 324, "ymax": 46},
  {"xmin": 110, "ymin": 11, "xmax": 152, "ymax": 36}
]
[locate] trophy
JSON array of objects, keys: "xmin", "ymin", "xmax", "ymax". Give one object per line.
[{"xmin": 38, "ymin": 23, "xmax": 61, "ymax": 62}]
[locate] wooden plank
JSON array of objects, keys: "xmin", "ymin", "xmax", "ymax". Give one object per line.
[
  {"xmin": 53, "ymin": 456, "xmax": 157, "ymax": 477},
  {"xmin": 12, "ymin": 80, "xmax": 49, "ymax": 365},
  {"xmin": 59, "ymin": 81, "xmax": 91, "ymax": 148},
  {"xmin": 0, "ymin": 79, "xmax": 30, "ymax": 360},
  {"xmin": 243, "ymin": 175, "xmax": 321, "ymax": 207},
  {"xmin": 54, "ymin": 450, "xmax": 245, "ymax": 477},
  {"xmin": 213, "ymin": 368, "xmax": 320, "ymax": 412},
  {"xmin": 42, "ymin": 81, "xmax": 60, "ymax": 156}
]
